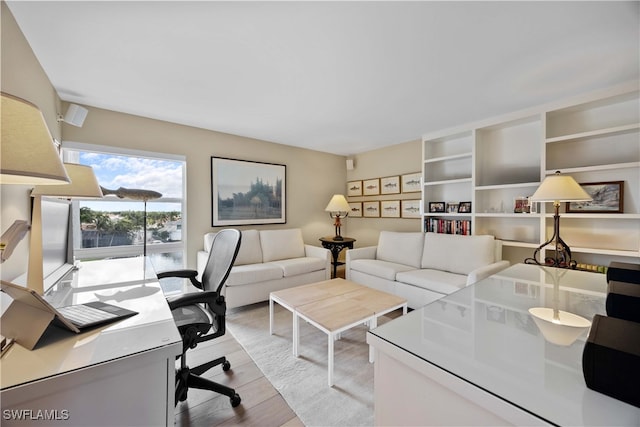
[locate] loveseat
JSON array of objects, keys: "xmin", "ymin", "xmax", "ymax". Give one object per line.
[
  {"xmin": 197, "ymin": 228, "xmax": 331, "ymax": 308},
  {"xmin": 346, "ymin": 231, "xmax": 509, "ymax": 309}
]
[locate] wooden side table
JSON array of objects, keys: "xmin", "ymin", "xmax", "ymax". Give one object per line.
[{"xmin": 319, "ymin": 236, "xmax": 356, "ymax": 278}]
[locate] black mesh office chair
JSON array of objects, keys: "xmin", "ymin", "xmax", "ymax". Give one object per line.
[{"xmin": 157, "ymin": 229, "xmax": 242, "ymax": 407}]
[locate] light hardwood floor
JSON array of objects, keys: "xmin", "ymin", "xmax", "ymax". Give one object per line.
[
  {"xmin": 173, "ymin": 332, "xmax": 304, "ymax": 427},
  {"xmin": 175, "ymin": 266, "xmax": 348, "ymax": 427}
]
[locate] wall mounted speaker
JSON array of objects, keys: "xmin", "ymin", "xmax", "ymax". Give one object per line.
[
  {"xmin": 346, "ymin": 159, "xmax": 354, "ymax": 170},
  {"xmin": 63, "ymin": 104, "xmax": 88, "ymax": 127}
]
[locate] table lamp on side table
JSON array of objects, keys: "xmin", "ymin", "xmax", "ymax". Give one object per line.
[
  {"xmin": 325, "ymin": 194, "xmax": 350, "ymax": 241},
  {"xmin": 526, "ymin": 171, "xmax": 592, "ymax": 268}
]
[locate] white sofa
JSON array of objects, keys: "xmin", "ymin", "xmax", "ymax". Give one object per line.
[
  {"xmin": 197, "ymin": 228, "xmax": 331, "ymax": 308},
  {"xmin": 346, "ymin": 231, "xmax": 509, "ymax": 309}
]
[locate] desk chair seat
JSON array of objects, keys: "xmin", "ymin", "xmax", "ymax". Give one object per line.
[{"xmin": 158, "ymin": 229, "xmax": 242, "ymax": 408}]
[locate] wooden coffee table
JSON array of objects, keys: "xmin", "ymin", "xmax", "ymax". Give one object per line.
[{"xmin": 269, "ymin": 278, "xmax": 407, "ymax": 386}]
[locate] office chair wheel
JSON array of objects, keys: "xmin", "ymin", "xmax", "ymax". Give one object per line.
[
  {"xmin": 230, "ymin": 393, "xmax": 241, "ymax": 407},
  {"xmin": 222, "ymin": 360, "xmax": 231, "ymax": 371}
]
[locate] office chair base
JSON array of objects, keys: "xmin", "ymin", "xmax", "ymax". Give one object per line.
[{"xmin": 175, "ymin": 358, "xmax": 241, "ymax": 408}]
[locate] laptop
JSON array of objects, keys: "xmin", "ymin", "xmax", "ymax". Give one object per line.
[{"xmin": 1, "ymin": 280, "xmax": 138, "ymax": 346}]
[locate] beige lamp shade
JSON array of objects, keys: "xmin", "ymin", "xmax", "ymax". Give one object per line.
[
  {"xmin": 1, "ymin": 92, "xmax": 70, "ymax": 185},
  {"xmin": 31, "ymin": 163, "xmax": 104, "ymax": 198},
  {"xmin": 325, "ymin": 194, "xmax": 350, "ymax": 213},
  {"xmin": 529, "ymin": 171, "xmax": 592, "ymax": 202}
]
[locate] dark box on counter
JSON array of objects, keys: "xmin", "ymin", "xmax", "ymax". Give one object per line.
[
  {"xmin": 606, "ymin": 262, "xmax": 640, "ymax": 285},
  {"xmin": 582, "ymin": 315, "xmax": 640, "ymax": 408},
  {"xmin": 607, "ymin": 280, "xmax": 640, "ymax": 323}
]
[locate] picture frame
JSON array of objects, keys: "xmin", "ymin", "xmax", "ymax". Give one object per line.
[
  {"xmin": 211, "ymin": 157, "xmax": 286, "ymax": 226},
  {"xmin": 380, "ymin": 176, "xmax": 400, "ymax": 195},
  {"xmin": 401, "ymin": 200, "xmax": 421, "ymax": 218},
  {"xmin": 458, "ymin": 201, "xmax": 472, "ymax": 213},
  {"xmin": 401, "ymin": 172, "xmax": 421, "ymax": 193},
  {"xmin": 348, "ymin": 202, "xmax": 362, "ymax": 217},
  {"xmin": 347, "ymin": 180, "xmax": 362, "ymax": 197},
  {"xmin": 381, "ymin": 200, "xmax": 401, "ymax": 218},
  {"xmin": 363, "ymin": 201, "xmax": 380, "ymax": 217},
  {"xmin": 363, "ymin": 178, "xmax": 380, "ymax": 196},
  {"xmin": 429, "ymin": 201, "xmax": 445, "ymax": 213},
  {"xmin": 566, "ymin": 181, "xmax": 624, "ymax": 213},
  {"xmin": 446, "ymin": 202, "xmax": 459, "ymax": 213}
]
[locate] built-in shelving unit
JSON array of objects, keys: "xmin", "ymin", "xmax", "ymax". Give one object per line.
[{"xmin": 422, "ymin": 81, "xmax": 640, "ymax": 268}]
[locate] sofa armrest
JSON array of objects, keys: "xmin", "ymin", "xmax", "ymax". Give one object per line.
[
  {"xmin": 466, "ymin": 260, "xmax": 510, "ymax": 285},
  {"xmin": 345, "ymin": 246, "xmax": 377, "ymax": 281},
  {"xmin": 346, "ymin": 246, "xmax": 377, "ymax": 262},
  {"xmin": 304, "ymin": 244, "xmax": 332, "ymax": 280}
]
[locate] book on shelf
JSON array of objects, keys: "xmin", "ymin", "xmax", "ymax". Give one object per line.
[{"xmin": 424, "ymin": 218, "xmax": 471, "ymax": 235}]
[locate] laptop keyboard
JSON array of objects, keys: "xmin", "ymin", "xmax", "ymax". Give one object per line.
[{"xmin": 57, "ymin": 304, "xmax": 118, "ymax": 326}]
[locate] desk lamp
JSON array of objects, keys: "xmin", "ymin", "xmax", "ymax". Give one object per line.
[
  {"xmin": 526, "ymin": 171, "xmax": 591, "ymax": 268},
  {"xmin": 1, "ymin": 93, "xmax": 70, "ymax": 264},
  {"xmin": 325, "ymin": 194, "xmax": 350, "ymax": 240}
]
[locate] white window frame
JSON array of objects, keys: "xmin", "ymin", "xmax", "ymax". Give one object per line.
[{"xmin": 62, "ymin": 142, "xmax": 187, "ymax": 262}]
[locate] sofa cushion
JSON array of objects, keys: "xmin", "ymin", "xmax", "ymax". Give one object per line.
[
  {"xmin": 349, "ymin": 259, "xmax": 416, "ymax": 281},
  {"xmin": 204, "ymin": 230, "xmax": 263, "ymax": 266},
  {"xmin": 260, "ymin": 229, "xmax": 305, "ymax": 262},
  {"xmin": 226, "ymin": 263, "xmax": 283, "ymax": 287},
  {"xmin": 421, "ymin": 233, "xmax": 495, "ymax": 275},
  {"xmin": 235, "ymin": 229, "xmax": 263, "ymax": 265},
  {"xmin": 396, "ymin": 268, "xmax": 467, "ymax": 295},
  {"xmin": 267, "ymin": 257, "xmax": 326, "ymax": 277},
  {"xmin": 376, "ymin": 231, "xmax": 425, "ymax": 269}
]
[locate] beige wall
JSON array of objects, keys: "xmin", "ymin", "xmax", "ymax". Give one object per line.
[
  {"xmin": 62, "ymin": 106, "xmax": 346, "ymax": 268},
  {"xmin": 1, "ymin": 2, "xmax": 63, "ymax": 280},
  {"xmin": 345, "ymin": 139, "xmax": 422, "ymax": 247}
]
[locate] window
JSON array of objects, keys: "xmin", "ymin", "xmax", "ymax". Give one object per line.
[{"xmin": 63, "ymin": 143, "xmax": 186, "ymax": 292}]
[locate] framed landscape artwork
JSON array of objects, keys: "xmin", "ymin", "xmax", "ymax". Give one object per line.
[
  {"xmin": 566, "ymin": 181, "xmax": 624, "ymax": 213},
  {"xmin": 211, "ymin": 157, "xmax": 286, "ymax": 226}
]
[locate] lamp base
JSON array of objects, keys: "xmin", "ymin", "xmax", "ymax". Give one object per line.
[
  {"xmin": 529, "ymin": 307, "xmax": 591, "ymax": 346},
  {"xmin": 333, "ymin": 235, "xmax": 344, "ymax": 241}
]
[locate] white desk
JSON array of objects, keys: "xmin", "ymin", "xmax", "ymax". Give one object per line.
[
  {"xmin": 0, "ymin": 257, "xmax": 182, "ymax": 426},
  {"xmin": 367, "ymin": 263, "xmax": 640, "ymax": 426}
]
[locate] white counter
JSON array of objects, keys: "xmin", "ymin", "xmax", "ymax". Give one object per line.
[
  {"xmin": 367, "ymin": 263, "xmax": 640, "ymax": 426},
  {"xmin": 1, "ymin": 257, "xmax": 181, "ymax": 426}
]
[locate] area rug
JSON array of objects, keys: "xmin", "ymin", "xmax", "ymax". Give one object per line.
[{"xmin": 226, "ymin": 302, "xmax": 394, "ymax": 427}]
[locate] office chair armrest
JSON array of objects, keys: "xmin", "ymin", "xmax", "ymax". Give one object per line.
[
  {"xmin": 166, "ymin": 290, "xmax": 218, "ymax": 311},
  {"xmin": 157, "ymin": 269, "xmax": 203, "ymax": 289}
]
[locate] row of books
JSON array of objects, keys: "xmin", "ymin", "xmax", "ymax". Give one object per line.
[{"xmin": 424, "ymin": 218, "xmax": 472, "ymax": 235}]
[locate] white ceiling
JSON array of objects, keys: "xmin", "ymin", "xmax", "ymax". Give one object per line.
[{"xmin": 7, "ymin": 1, "xmax": 639, "ymax": 156}]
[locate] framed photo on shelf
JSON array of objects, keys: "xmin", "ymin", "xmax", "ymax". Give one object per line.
[
  {"xmin": 401, "ymin": 172, "xmax": 421, "ymax": 193},
  {"xmin": 380, "ymin": 176, "xmax": 401, "ymax": 194},
  {"xmin": 348, "ymin": 202, "xmax": 362, "ymax": 217},
  {"xmin": 363, "ymin": 179, "xmax": 380, "ymax": 196},
  {"xmin": 381, "ymin": 200, "xmax": 401, "ymax": 218},
  {"xmin": 429, "ymin": 201, "xmax": 445, "ymax": 213},
  {"xmin": 566, "ymin": 181, "xmax": 624, "ymax": 213},
  {"xmin": 363, "ymin": 201, "xmax": 380, "ymax": 217},
  {"xmin": 458, "ymin": 201, "xmax": 472, "ymax": 213},
  {"xmin": 347, "ymin": 180, "xmax": 362, "ymax": 197},
  {"xmin": 211, "ymin": 157, "xmax": 286, "ymax": 226},
  {"xmin": 401, "ymin": 200, "xmax": 421, "ymax": 218},
  {"xmin": 446, "ymin": 202, "xmax": 459, "ymax": 213}
]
